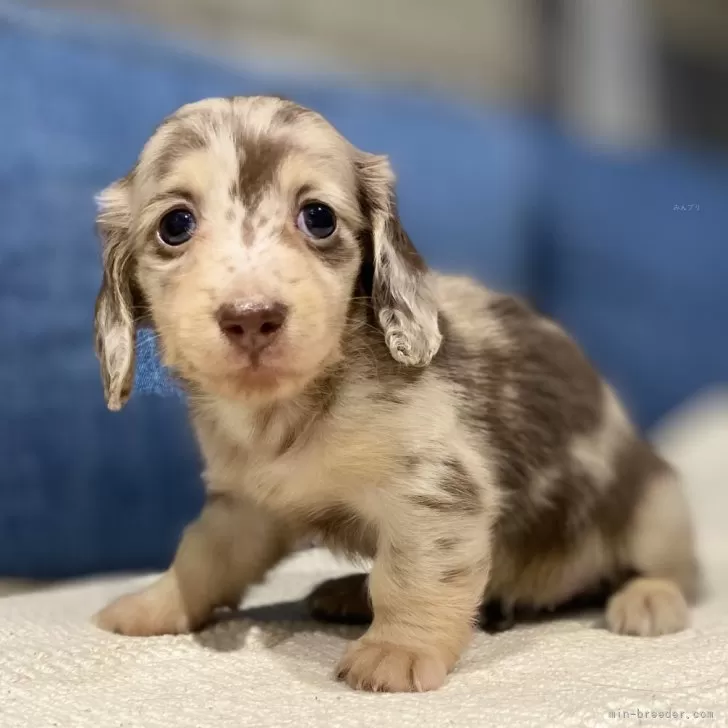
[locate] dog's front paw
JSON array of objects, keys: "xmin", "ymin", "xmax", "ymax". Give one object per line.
[
  {"xmin": 336, "ymin": 638, "xmax": 448, "ymax": 692},
  {"xmin": 93, "ymin": 580, "xmax": 198, "ymax": 637}
]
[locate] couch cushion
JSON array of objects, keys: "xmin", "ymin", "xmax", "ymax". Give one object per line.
[{"xmin": 1, "ymin": 547, "xmax": 726, "ymax": 728}]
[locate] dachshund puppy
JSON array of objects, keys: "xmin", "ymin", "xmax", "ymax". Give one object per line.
[{"xmin": 93, "ymin": 96, "xmax": 699, "ymax": 692}]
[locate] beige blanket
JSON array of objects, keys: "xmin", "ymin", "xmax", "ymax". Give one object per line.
[{"xmin": 2, "ymin": 391, "xmax": 727, "ymax": 727}]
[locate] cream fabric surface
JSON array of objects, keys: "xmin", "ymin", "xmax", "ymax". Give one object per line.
[{"xmin": 2, "ymin": 391, "xmax": 727, "ymax": 728}]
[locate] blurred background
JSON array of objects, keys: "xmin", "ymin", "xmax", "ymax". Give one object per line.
[
  {"xmin": 29, "ymin": 0, "xmax": 728, "ymax": 147},
  {"xmin": 1, "ymin": 0, "xmax": 726, "ymax": 579}
]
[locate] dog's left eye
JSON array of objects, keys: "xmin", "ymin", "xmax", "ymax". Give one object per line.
[
  {"xmin": 296, "ymin": 202, "xmax": 336, "ymax": 240},
  {"xmin": 158, "ymin": 208, "xmax": 197, "ymax": 246}
]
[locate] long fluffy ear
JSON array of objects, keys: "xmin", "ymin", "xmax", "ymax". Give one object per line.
[
  {"xmin": 356, "ymin": 153, "xmax": 441, "ymax": 366},
  {"xmin": 94, "ymin": 177, "xmax": 138, "ymax": 411}
]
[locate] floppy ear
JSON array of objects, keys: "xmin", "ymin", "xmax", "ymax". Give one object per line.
[
  {"xmin": 94, "ymin": 177, "xmax": 138, "ymax": 411},
  {"xmin": 356, "ymin": 153, "xmax": 441, "ymax": 366}
]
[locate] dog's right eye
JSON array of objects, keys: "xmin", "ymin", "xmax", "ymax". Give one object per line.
[{"xmin": 158, "ymin": 208, "xmax": 197, "ymax": 246}]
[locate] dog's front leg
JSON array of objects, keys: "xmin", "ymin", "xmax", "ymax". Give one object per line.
[
  {"xmin": 94, "ymin": 492, "xmax": 289, "ymax": 636},
  {"xmin": 337, "ymin": 493, "xmax": 491, "ymax": 692}
]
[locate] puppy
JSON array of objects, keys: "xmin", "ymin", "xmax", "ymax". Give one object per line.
[{"xmin": 93, "ymin": 96, "xmax": 699, "ymax": 692}]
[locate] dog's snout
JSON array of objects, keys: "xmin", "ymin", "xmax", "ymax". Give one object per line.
[{"xmin": 216, "ymin": 301, "xmax": 288, "ymax": 354}]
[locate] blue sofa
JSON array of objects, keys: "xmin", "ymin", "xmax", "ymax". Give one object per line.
[{"xmin": 1, "ymin": 2, "xmax": 726, "ymax": 578}]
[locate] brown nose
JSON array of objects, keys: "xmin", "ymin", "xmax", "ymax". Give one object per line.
[{"xmin": 216, "ymin": 301, "xmax": 288, "ymax": 354}]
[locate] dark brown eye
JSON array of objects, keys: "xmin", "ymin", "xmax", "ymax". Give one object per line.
[
  {"xmin": 296, "ymin": 202, "xmax": 336, "ymax": 240},
  {"xmin": 158, "ymin": 208, "xmax": 196, "ymax": 246}
]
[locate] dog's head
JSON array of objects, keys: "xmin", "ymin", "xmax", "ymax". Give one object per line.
[{"xmin": 94, "ymin": 96, "xmax": 441, "ymax": 409}]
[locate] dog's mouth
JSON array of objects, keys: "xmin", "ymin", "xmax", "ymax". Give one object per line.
[
  {"xmin": 198, "ymin": 350, "xmax": 307, "ymax": 398},
  {"xmin": 178, "ymin": 328, "xmax": 335, "ymax": 400},
  {"xmin": 218, "ymin": 366, "xmax": 314, "ymax": 404},
  {"xmin": 233, "ymin": 362, "xmax": 292, "ymax": 387}
]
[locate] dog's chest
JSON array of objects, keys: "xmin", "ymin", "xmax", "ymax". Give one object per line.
[{"xmin": 206, "ymin": 400, "xmax": 396, "ymax": 515}]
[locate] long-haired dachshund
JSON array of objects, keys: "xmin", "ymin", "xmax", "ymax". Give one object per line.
[{"xmin": 93, "ymin": 96, "xmax": 699, "ymax": 692}]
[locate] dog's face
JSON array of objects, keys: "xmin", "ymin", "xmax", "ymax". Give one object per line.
[{"xmin": 94, "ymin": 96, "xmax": 441, "ymax": 409}]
